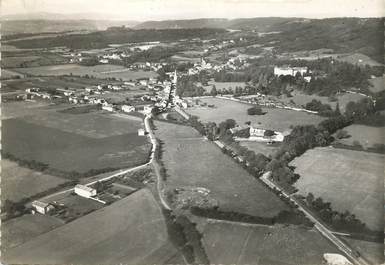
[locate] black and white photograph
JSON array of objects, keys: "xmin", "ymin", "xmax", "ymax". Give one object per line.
[{"xmin": 0, "ymin": 0, "xmax": 384, "ymax": 264}]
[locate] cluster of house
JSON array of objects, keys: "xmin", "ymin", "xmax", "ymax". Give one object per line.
[
  {"xmin": 31, "ymin": 185, "xmax": 99, "ymax": 215},
  {"xmin": 237, "ymin": 93, "xmax": 291, "ymax": 108},
  {"xmin": 188, "ymin": 56, "xmax": 251, "ymax": 76},
  {"xmin": 202, "ymin": 38, "xmax": 241, "ymax": 53},
  {"xmin": 230, "ymin": 125, "xmax": 284, "ymax": 143},
  {"xmin": 273, "ymin": 66, "xmax": 312, "ymax": 82},
  {"xmin": 24, "ymin": 88, "xmax": 62, "ymax": 100}
]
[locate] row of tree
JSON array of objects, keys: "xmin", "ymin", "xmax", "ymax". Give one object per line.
[{"xmin": 305, "ymin": 193, "xmax": 380, "ymax": 235}]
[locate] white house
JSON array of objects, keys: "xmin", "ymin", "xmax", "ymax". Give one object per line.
[
  {"xmin": 32, "ymin": 201, "xmax": 54, "ymax": 214},
  {"xmin": 274, "ymin": 66, "xmax": 308, "ymax": 77},
  {"xmin": 249, "ymin": 127, "xmax": 265, "ymax": 137},
  {"xmin": 143, "ymin": 105, "xmax": 153, "ymax": 114},
  {"xmin": 124, "ymin": 81, "xmax": 136, "ymax": 86},
  {"xmin": 139, "ymin": 79, "xmax": 149, "ymax": 86},
  {"xmin": 74, "ymin": 184, "xmax": 97, "ymax": 198},
  {"xmin": 138, "ymin": 128, "xmax": 146, "ymax": 136},
  {"xmin": 102, "ymin": 104, "xmax": 114, "ymax": 112},
  {"xmin": 121, "ymin": 105, "xmax": 135, "ymax": 113},
  {"xmin": 249, "ymin": 126, "xmax": 284, "ymax": 142}
]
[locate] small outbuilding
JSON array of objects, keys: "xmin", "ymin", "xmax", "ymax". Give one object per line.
[
  {"xmin": 32, "ymin": 201, "xmax": 55, "ymax": 214},
  {"xmin": 138, "ymin": 128, "xmax": 146, "ymax": 136},
  {"xmin": 74, "ymin": 184, "xmax": 97, "ymax": 198}
]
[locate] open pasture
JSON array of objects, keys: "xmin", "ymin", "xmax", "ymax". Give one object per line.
[
  {"xmin": 202, "ymin": 80, "xmax": 246, "ymax": 93},
  {"xmin": 23, "ymin": 111, "xmax": 143, "ymax": 138},
  {"xmin": 342, "ymin": 237, "xmax": 384, "ymax": 265},
  {"xmin": 154, "ymin": 121, "xmax": 288, "ymax": 217},
  {"xmin": 201, "ymin": 222, "xmax": 339, "ymax": 265},
  {"xmin": 1, "ymin": 69, "xmax": 25, "ymax": 79},
  {"xmin": 335, "ymin": 53, "xmax": 383, "ymax": 67},
  {"xmin": 236, "ymin": 141, "xmax": 280, "ymax": 157},
  {"xmin": 2, "ymin": 214, "xmax": 64, "ymax": 250},
  {"xmin": 2, "ymin": 76, "xmax": 109, "ymax": 93},
  {"xmin": 335, "ymin": 124, "xmax": 385, "ymax": 149},
  {"xmin": 1, "ymin": 159, "xmax": 68, "ymax": 203},
  {"xmin": 3, "ymin": 189, "xmax": 179, "ymax": 265},
  {"xmin": 2, "ymin": 55, "xmax": 40, "ymax": 68},
  {"xmin": 2, "ymin": 117, "xmax": 151, "ymax": 173},
  {"xmin": 290, "ymin": 147, "xmax": 383, "ymax": 231},
  {"xmin": 278, "ymin": 90, "xmax": 367, "ymax": 112},
  {"xmin": 1, "ymin": 101, "xmax": 57, "ymax": 120},
  {"xmin": 2, "ymin": 52, "xmax": 66, "ymax": 68},
  {"xmin": 14, "ymin": 64, "xmax": 158, "ymax": 81},
  {"xmin": 186, "ymin": 97, "xmax": 324, "ymax": 132}
]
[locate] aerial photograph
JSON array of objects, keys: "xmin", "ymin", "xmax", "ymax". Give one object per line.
[{"xmin": 0, "ymin": 0, "xmax": 384, "ymax": 265}]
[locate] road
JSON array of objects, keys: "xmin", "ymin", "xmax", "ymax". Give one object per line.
[
  {"xmin": 260, "ymin": 172, "xmax": 371, "ymax": 265},
  {"xmin": 144, "ymin": 114, "xmax": 172, "ymax": 210}
]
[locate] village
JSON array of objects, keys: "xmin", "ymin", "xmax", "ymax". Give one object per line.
[{"xmin": 1, "ymin": 10, "xmax": 384, "ymax": 265}]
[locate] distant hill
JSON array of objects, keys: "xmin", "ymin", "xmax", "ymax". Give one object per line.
[
  {"xmin": 261, "ymin": 17, "xmax": 384, "ymax": 63},
  {"xmin": 6, "ymin": 27, "xmax": 226, "ymax": 49},
  {"xmin": 1, "ymin": 17, "xmax": 139, "ymax": 35},
  {"xmin": 135, "ymin": 17, "xmax": 383, "ymax": 62},
  {"xmin": 134, "ymin": 17, "xmax": 301, "ymax": 30}
]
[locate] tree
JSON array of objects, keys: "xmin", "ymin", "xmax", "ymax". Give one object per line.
[
  {"xmin": 264, "ymin": 130, "xmax": 276, "ymax": 137},
  {"xmin": 210, "ymin": 85, "xmax": 217, "ymax": 96},
  {"xmin": 335, "ymin": 129, "xmax": 350, "ymax": 139},
  {"xmin": 247, "ymin": 106, "xmax": 265, "ymax": 115},
  {"xmin": 334, "ymin": 102, "xmax": 341, "ymax": 115},
  {"xmin": 306, "ymin": 193, "xmax": 314, "ymax": 205}
]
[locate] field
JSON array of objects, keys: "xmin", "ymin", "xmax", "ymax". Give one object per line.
[
  {"xmin": 278, "ymin": 90, "xmax": 367, "ymax": 112},
  {"xmin": 1, "ymin": 159, "xmax": 68, "ymax": 202},
  {"xmin": 2, "ymin": 55, "xmax": 40, "ymax": 67},
  {"xmin": 186, "ymin": 97, "xmax": 324, "ymax": 133},
  {"xmin": 202, "ymin": 81, "xmax": 246, "ymax": 93},
  {"xmin": 3, "ymin": 189, "xmax": 180, "ymax": 265},
  {"xmin": 1, "ymin": 101, "xmax": 57, "ymax": 120},
  {"xmin": 342, "ymin": 237, "xmax": 383, "ymax": 265},
  {"xmin": 2, "ymin": 76, "xmax": 113, "ymax": 92},
  {"xmin": 200, "ymin": 221, "xmax": 339, "ymax": 265},
  {"xmin": 290, "ymin": 147, "xmax": 383, "ymax": 231},
  {"xmin": 2, "ymin": 214, "xmax": 64, "ymax": 249},
  {"xmin": 20, "ymin": 111, "xmax": 143, "ymax": 138},
  {"xmin": 171, "ymin": 54, "xmax": 201, "ymax": 62},
  {"xmin": 335, "ymin": 53, "xmax": 383, "ymax": 67},
  {"xmin": 1, "ymin": 69, "xmax": 25, "ymax": 79},
  {"xmin": 2, "ymin": 53, "xmax": 67, "ymax": 68},
  {"xmin": 368, "ymin": 76, "xmax": 385, "ymax": 93},
  {"xmin": 236, "ymin": 141, "xmax": 280, "ymax": 157},
  {"xmin": 13, "ymin": 64, "xmax": 158, "ymax": 81},
  {"xmin": 2, "ymin": 113, "xmax": 151, "ymax": 173},
  {"xmin": 154, "ymin": 121, "xmax": 289, "ymax": 217},
  {"xmin": 335, "ymin": 124, "xmax": 385, "ymax": 149}
]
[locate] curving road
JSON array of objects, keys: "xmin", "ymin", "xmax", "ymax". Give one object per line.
[{"xmin": 144, "ymin": 114, "xmax": 172, "ymax": 210}]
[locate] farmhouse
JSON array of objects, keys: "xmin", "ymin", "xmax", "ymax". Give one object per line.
[
  {"xmin": 121, "ymin": 105, "xmax": 135, "ymax": 113},
  {"xmin": 248, "ymin": 126, "xmax": 284, "ymax": 142},
  {"xmin": 249, "ymin": 127, "xmax": 265, "ymax": 137},
  {"xmin": 102, "ymin": 104, "xmax": 114, "ymax": 112},
  {"xmin": 274, "ymin": 66, "xmax": 308, "ymax": 77},
  {"xmin": 138, "ymin": 128, "xmax": 146, "ymax": 136},
  {"xmin": 32, "ymin": 201, "xmax": 55, "ymax": 215},
  {"xmin": 74, "ymin": 184, "xmax": 97, "ymax": 198}
]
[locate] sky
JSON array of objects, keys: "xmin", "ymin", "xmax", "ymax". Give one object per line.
[{"xmin": 1, "ymin": 0, "xmax": 384, "ymax": 20}]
